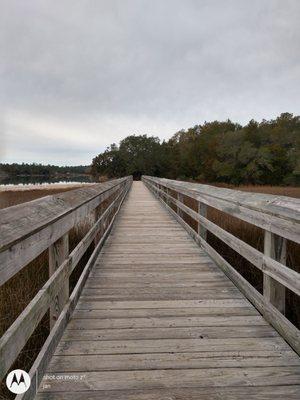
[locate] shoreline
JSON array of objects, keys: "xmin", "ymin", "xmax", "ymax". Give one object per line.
[{"xmin": 0, "ymin": 182, "xmax": 95, "ymax": 192}]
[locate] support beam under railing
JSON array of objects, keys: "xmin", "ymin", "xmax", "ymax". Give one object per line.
[
  {"xmin": 264, "ymin": 231, "xmax": 286, "ymax": 314},
  {"xmin": 198, "ymin": 201, "xmax": 207, "ymax": 240},
  {"xmin": 49, "ymin": 233, "xmax": 69, "ymax": 329},
  {"xmin": 177, "ymin": 192, "xmax": 184, "ymax": 218}
]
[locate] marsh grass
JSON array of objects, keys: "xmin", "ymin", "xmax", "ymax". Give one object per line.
[{"xmin": 0, "ymin": 186, "xmax": 84, "ymax": 209}]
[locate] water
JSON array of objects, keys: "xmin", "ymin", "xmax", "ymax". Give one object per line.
[{"xmin": 0, "ymin": 175, "xmax": 97, "ymax": 187}]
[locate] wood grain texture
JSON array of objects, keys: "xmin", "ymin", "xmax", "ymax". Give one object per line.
[
  {"xmin": 36, "ymin": 181, "xmax": 300, "ymax": 400},
  {"xmin": 36, "ymin": 386, "xmax": 300, "ymax": 400},
  {"xmin": 39, "ymin": 367, "xmax": 300, "ymax": 392},
  {"xmin": 264, "ymin": 230, "xmax": 286, "ymax": 313},
  {"xmin": 143, "ymin": 176, "xmax": 300, "ymax": 243},
  {"xmin": 49, "ymin": 233, "xmax": 69, "ymax": 329},
  {"xmin": 0, "ymin": 177, "xmax": 130, "ymax": 285},
  {"xmin": 0, "ymin": 179, "xmax": 132, "ymax": 381},
  {"xmin": 144, "ymin": 177, "xmax": 300, "ymax": 296},
  {"xmin": 144, "ymin": 177, "xmax": 300, "ymax": 355},
  {"xmin": 16, "ymin": 178, "xmax": 132, "ymax": 400}
]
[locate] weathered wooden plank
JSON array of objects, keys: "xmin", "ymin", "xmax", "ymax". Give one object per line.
[
  {"xmin": 39, "ymin": 366, "xmax": 300, "ymax": 391},
  {"xmin": 62, "ymin": 325, "xmax": 276, "ymax": 341},
  {"xmin": 88, "ymin": 271, "xmax": 226, "ymax": 279},
  {"xmin": 67, "ymin": 315, "xmax": 267, "ymax": 330},
  {"xmin": 106, "ymin": 239, "xmax": 192, "ymax": 244},
  {"xmin": 35, "ymin": 386, "xmax": 300, "ymax": 400},
  {"xmin": 72, "ymin": 306, "xmax": 258, "ymax": 318},
  {"xmin": 55, "ymin": 337, "xmax": 289, "ymax": 356},
  {"xmin": 76, "ymin": 298, "xmax": 251, "ymax": 309},
  {"xmin": 101, "ymin": 249, "xmax": 204, "ymax": 255},
  {"xmin": 80, "ymin": 287, "xmax": 243, "ymax": 300},
  {"xmin": 97, "ymin": 258, "xmax": 212, "ymax": 265},
  {"xmin": 96, "ymin": 257, "xmax": 216, "ymax": 264},
  {"xmin": 83, "ymin": 280, "xmax": 232, "ymax": 289},
  {"xmin": 85, "ymin": 277, "xmax": 234, "ymax": 289},
  {"xmin": 116, "ymin": 221, "xmax": 179, "ymax": 226},
  {"xmin": 48, "ymin": 350, "xmax": 299, "ymax": 372},
  {"xmin": 100, "ymin": 251, "xmax": 206, "ymax": 257},
  {"xmin": 102, "ymin": 244, "xmax": 200, "ymax": 252},
  {"xmin": 91, "ymin": 264, "xmax": 220, "ymax": 272}
]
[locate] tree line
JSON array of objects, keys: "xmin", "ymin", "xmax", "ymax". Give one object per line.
[
  {"xmin": 0, "ymin": 163, "xmax": 89, "ymax": 177},
  {"xmin": 91, "ymin": 113, "xmax": 300, "ymax": 185}
]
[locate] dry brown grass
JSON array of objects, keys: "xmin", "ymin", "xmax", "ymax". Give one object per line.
[
  {"xmin": 213, "ymin": 183, "xmax": 300, "ymax": 198},
  {"xmin": 0, "ymin": 186, "xmax": 85, "ymax": 210},
  {"xmin": 0, "ymin": 186, "xmax": 116, "ymax": 399}
]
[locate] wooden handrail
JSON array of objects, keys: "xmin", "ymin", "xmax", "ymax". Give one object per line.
[
  {"xmin": 0, "ymin": 178, "xmax": 128, "ymax": 286},
  {"xmin": 142, "ymin": 175, "xmax": 300, "ymax": 355},
  {"xmin": 0, "ymin": 176, "xmax": 132, "ymax": 379},
  {"xmin": 143, "ymin": 176, "xmax": 300, "ymax": 243}
]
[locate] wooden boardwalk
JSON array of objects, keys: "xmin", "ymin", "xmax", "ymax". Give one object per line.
[{"xmin": 37, "ymin": 182, "xmax": 300, "ymax": 399}]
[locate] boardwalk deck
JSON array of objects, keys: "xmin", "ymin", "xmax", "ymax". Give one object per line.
[{"xmin": 37, "ymin": 182, "xmax": 300, "ymax": 399}]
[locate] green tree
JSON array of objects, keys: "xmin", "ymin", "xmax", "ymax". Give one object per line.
[{"xmin": 91, "ymin": 113, "xmax": 300, "ymax": 186}]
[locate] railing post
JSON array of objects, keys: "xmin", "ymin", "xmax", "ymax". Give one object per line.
[
  {"xmin": 49, "ymin": 233, "xmax": 69, "ymax": 329},
  {"xmin": 198, "ymin": 202, "xmax": 207, "ymax": 241},
  {"xmin": 92, "ymin": 208, "xmax": 99, "ymax": 247},
  {"xmin": 263, "ymin": 231, "xmax": 286, "ymax": 314},
  {"xmin": 177, "ymin": 192, "xmax": 184, "ymax": 218},
  {"xmin": 157, "ymin": 183, "xmax": 161, "ymax": 198},
  {"xmin": 165, "ymin": 187, "xmax": 170, "ymax": 206}
]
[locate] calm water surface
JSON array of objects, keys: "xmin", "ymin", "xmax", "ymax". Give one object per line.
[{"xmin": 0, "ymin": 175, "xmax": 97, "ymax": 187}]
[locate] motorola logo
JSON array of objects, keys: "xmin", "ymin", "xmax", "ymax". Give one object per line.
[{"xmin": 6, "ymin": 369, "xmax": 31, "ymax": 394}]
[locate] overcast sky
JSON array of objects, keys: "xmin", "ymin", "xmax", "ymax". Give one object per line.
[{"xmin": 1, "ymin": 0, "xmax": 299, "ymax": 165}]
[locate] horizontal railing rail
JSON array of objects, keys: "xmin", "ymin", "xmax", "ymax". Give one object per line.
[
  {"xmin": 142, "ymin": 175, "xmax": 300, "ymax": 355},
  {"xmin": 0, "ymin": 176, "xmax": 132, "ymax": 392},
  {"xmin": 0, "ymin": 178, "xmax": 129, "ymax": 286}
]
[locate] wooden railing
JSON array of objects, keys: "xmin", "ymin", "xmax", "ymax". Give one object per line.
[
  {"xmin": 143, "ymin": 175, "xmax": 300, "ymax": 355},
  {"xmin": 0, "ymin": 176, "xmax": 132, "ymax": 395}
]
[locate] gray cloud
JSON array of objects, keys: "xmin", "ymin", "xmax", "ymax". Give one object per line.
[{"xmin": 1, "ymin": 0, "xmax": 299, "ymax": 165}]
